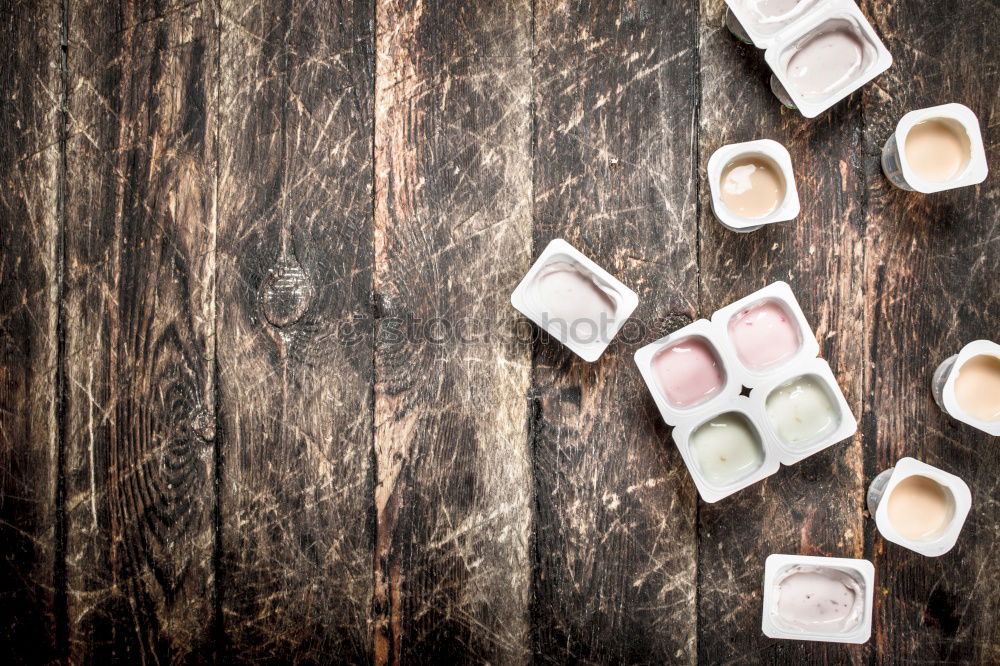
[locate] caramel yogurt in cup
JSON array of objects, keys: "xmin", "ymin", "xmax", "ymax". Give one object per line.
[
  {"xmin": 707, "ymin": 140, "xmax": 800, "ymax": 233},
  {"xmin": 762, "ymin": 554, "xmax": 874, "ymax": 643},
  {"xmin": 931, "ymin": 340, "xmax": 1000, "ymax": 436},
  {"xmin": 867, "ymin": 457, "xmax": 972, "ymax": 557},
  {"xmin": 511, "ymin": 239, "xmax": 639, "ymax": 362},
  {"xmin": 765, "ymin": 0, "xmax": 891, "ymax": 118},
  {"xmin": 881, "ymin": 103, "xmax": 989, "ymax": 193}
]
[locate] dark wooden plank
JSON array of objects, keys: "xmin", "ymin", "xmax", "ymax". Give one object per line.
[
  {"xmin": 216, "ymin": 0, "xmax": 375, "ymax": 661},
  {"xmin": 529, "ymin": 2, "xmax": 700, "ymax": 662},
  {"xmin": 696, "ymin": 2, "xmax": 867, "ymax": 663},
  {"xmin": 860, "ymin": 0, "xmax": 1000, "ymax": 662},
  {"xmin": 0, "ymin": 1, "xmax": 62, "ymax": 662},
  {"xmin": 62, "ymin": 1, "xmax": 218, "ymax": 662},
  {"xmin": 372, "ymin": 1, "xmax": 533, "ymax": 663}
]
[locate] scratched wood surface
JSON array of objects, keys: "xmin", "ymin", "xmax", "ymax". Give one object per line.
[{"xmin": 1, "ymin": 0, "xmax": 998, "ymax": 664}]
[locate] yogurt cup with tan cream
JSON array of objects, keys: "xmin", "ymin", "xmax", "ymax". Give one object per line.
[
  {"xmin": 707, "ymin": 139, "xmax": 800, "ymax": 233},
  {"xmin": 867, "ymin": 457, "xmax": 972, "ymax": 557},
  {"xmin": 932, "ymin": 340, "xmax": 1000, "ymax": 436},
  {"xmin": 881, "ymin": 103, "xmax": 989, "ymax": 193}
]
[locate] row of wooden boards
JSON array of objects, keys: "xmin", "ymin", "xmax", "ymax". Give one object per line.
[{"xmin": 1, "ymin": 0, "xmax": 997, "ymax": 663}]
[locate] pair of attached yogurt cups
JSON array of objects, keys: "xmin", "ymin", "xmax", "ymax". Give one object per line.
[
  {"xmin": 725, "ymin": 0, "xmax": 892, "ymax": 117},
  {"xmin": 634, "ymin": 282, "xmax": 857, "ymax": 502}
]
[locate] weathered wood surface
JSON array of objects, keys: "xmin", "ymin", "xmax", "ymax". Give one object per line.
[
  {"xmin": 1, "ymin": 0, "xmax": 999, "ymax": 663},
  {"xmin": 373, "ymin": 1, "xmax": 533, "ymax": 663},
  {"xmin": 530, "ymin": 1, "xmax": 699, "ymax": 663},
  {"xmin": 0, "ymin": 1, "xmax": 61, "ymax": 663},
  {"xmin": 216, "ymin": 0, "xmax": 375, "ymax": 661},
  {"xmin": 62, "ymin": 0, "xmax": 217, "ymax": 663},
  {"xmin": 860, "ymin": 0, "xmax": 1000, "ymax": 663}
]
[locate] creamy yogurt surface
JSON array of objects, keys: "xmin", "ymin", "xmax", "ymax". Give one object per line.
[{"xmin": 773, "ymin": 565, "xmax": 864, "ymax": 633}]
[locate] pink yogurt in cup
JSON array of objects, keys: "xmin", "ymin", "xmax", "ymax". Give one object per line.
[
  {"xmin": 652, "ymin": 337, "xmax": 725, "ymax": 408},
  {"xmin": 728, "ymin": 300, "xmax": 801, "ymax": 370}
]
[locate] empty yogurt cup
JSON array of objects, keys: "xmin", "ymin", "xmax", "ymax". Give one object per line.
[
  {"xmin": 724, "ymin": 0, "xmax": 826, "ymax": 48},
  {"xmin": 671, "ymin": 397, "xmax": 780, "ymax": 503},
  {"xmin": 634, "ymin": 319, "xmax": 742, "ymax": 425},
  {"xmin": 867, "ymin": 457, "xmax": 972, "ymax": 557},
  {"xmin": 765, "ymin": 0, "xmax": 891, "ymax": 118},
  {"xmin": 762, "ymin": 554, "xmax": 874, "ymax": 643},
  {"xmin": 881, "ymin": 103, "xmax": 989, "ymax": 194},
  {"xmin": 711, "ymin": 281, "xmax": 820, "ymax": 384},
  {"xmin": 707, "ymin": 140, "xmax": 801, "ymax": 232},
  {"xmin": 511, "ymin": 239, "xmax": 639, "ymax": 362},
  {"xmin": 931, "ymin": 339, "xmax": 1000, "ymax": 436},
  {"xmin": 751, "ymin": 358, "xmax": 857, "ymax": 465}
]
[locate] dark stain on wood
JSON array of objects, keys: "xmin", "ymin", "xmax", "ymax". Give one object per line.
[{"xmin": 0, "ymin": 0, "xmax": 998, "ymax": 662}]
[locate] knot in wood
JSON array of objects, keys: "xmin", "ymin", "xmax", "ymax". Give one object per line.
[{"xmin": 260, "ymin": 254, "xmax": 314, "ymax": 329}]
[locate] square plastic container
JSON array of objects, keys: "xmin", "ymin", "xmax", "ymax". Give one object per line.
[
  {"xmin": 511, "ymin": 239, "xmax": 639, "ymax": 362},
  {"xmin": 881, "ymin": 103, "xmax": 989, "ymax": 194},
  {"xmin": 764, "ymin": 1, "xmax": 891, "ymax": 118},
  {"xmin": 724, "ymin": 0, "xmax": 827, "ymax": 49},
  {"xmin": 634, "ymin": 282, "xmax": 856, "ymax": 502},
  {"xmin": 751, "ymin": 358, "xmax": 858, "ymax": 465},
  {"xmin": 867, "ymin": 457, "xmax": 972, "ymax": 557},
  {"xmin": 633, "ymin": 319, "xmax": 743, "ymax": 425},
  {"xmin": 762, "ymin": 554, "xmax": 874, "ymax": 643},
  {"xmin": 711, "ymin": 281, "xmax": 820, "ymax": 385},
  {"xmin": 707, "ymin": 140, "xmax": 801, "ymax": 232},
  {"xmin": 670, "ymin": 397, "xmax": 781, "ymax": 503},
  {"xmin": 931, "ymin": 339, "xmax": 1000, "ymax": 436}
]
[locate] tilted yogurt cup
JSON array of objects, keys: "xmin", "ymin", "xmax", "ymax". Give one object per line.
[
  {"xmin": 867, "ymin": 457, "xmax": 972, "ymax": 557},
  {"xmin": 711, "ymin": 281, "xmax": 820, "ymax": 387},
  {"xmin": 670, "ymin": 397, "xmax": 780, "ymax": 503},
  {"xmin": 633, "ymin": 319, "xmax": 743, "ymax": 426},
  {"xmin": 762, "ymin": 554, "xmax": 874, "ymax": 644},
  {"xmin": 724, "ymin": 0, "xmax": 827, "ymax": 49},
  {"xmin": 750, "ymin": 358, "xmax": 857, "ymax": 466},
  {"xmin": 511, "ymin": 239, "xmax": 639, "ymax": 362},
  {"xmin": 881, "ymin": 103, "xmax": 989, "ymax": 194},
  {"xmin": 931, "ymin": 339, "xmax": 1000, "ymax": 436},
  {"xmin": 707, "ymin": 140, "xmax": 801, "ymax": 233},
  {"xmin": 765, "ymin": 0, "xmax": 892, "ymax": 118}
]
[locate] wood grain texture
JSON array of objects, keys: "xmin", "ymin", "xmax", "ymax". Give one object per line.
[
  {"xmin": 62, "ymin": 0, "xmax": 218, "ymax": 662},
  {"xmin": 216, "ymin": 0, "xmax": 375, "ymax": 661},
  {"xmin": 372, "ymin": 1, "xmax": 533, "ymax": 663},
  {"xmin": 696, "ymin": 2, "xmax": 867, "ymax": 663},
  {"xmin": 530, "ymin": 1, "xmax": 700, "ymax": 662},
  {"xmin": 860, "ymin": 0, "xmax": 1000, "ymax": 662},
  {"xmin": 0, "ymin": 1, "xmax": 62, "ymax": 662}
]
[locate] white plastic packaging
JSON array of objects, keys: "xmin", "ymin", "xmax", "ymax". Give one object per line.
[
  {"xmin": 867, "ymin": 457, "xmax": 972, "ymax": 557},
  {"xmin": 707, "ymin": 140, "xmax": 801, "ymax": 233},
  {"xmin": 511, "ymin": 239, "xmax": 639, "ymax": 362},
  {"xmin": 762, "ymin": 554, "xmax": 874, "ymax": 644},
  {"xmin": 724, "ymin": 0, "xmax": 827, "ymax": 49},
  {"xmin": 634, "ymin": 282, "xmax": 858, "ymax": 502},
  {"xmin": 931, "ymin": 339, "xmax": 1000, "ymax": 436},
  {"xmin": 764, "ymin": 0, "xmax": 892, "ymax": 118},
  {"xmin": 881, "ymin": 103, "xmax": 989, "ymax": 194}
]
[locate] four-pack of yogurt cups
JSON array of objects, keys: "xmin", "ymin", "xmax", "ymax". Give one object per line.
[{"xmin": 635, "ymin": 282, "xmax": 857, "ymax": 502}]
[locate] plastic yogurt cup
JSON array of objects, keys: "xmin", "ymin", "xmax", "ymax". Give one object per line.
[
  {"xmin": 762, "ymin": 554, "xmax": 874, "ymax": 643},
  {"xmin": 867, "ymin": 457, "xmax": 972, "ymax": 557},
  {"xmin": 511, "ymin": 239, "xmax": 639, "ymax": 362},
  {"xmin": 764, "ymin": 0, "xmax": 891, "ymax": 118},
  {"xmin": 881, "ymin": 103, "xmax": 988, "ymax": 194},
  {"xmin": 931, "ymin": 340, "xmax": 1000, "ymax": 436},
  {"xmin": 707, "ymin": 140, "xmax": 801, "ymax": 233},
  {"xmin": 634, "ymin": 282, "xmax": 857, "ymax": 502}
]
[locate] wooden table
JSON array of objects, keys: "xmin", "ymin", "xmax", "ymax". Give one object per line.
[{"xmin": 2, "ymin": 0, "xmax": 997, "ymax": 663}]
